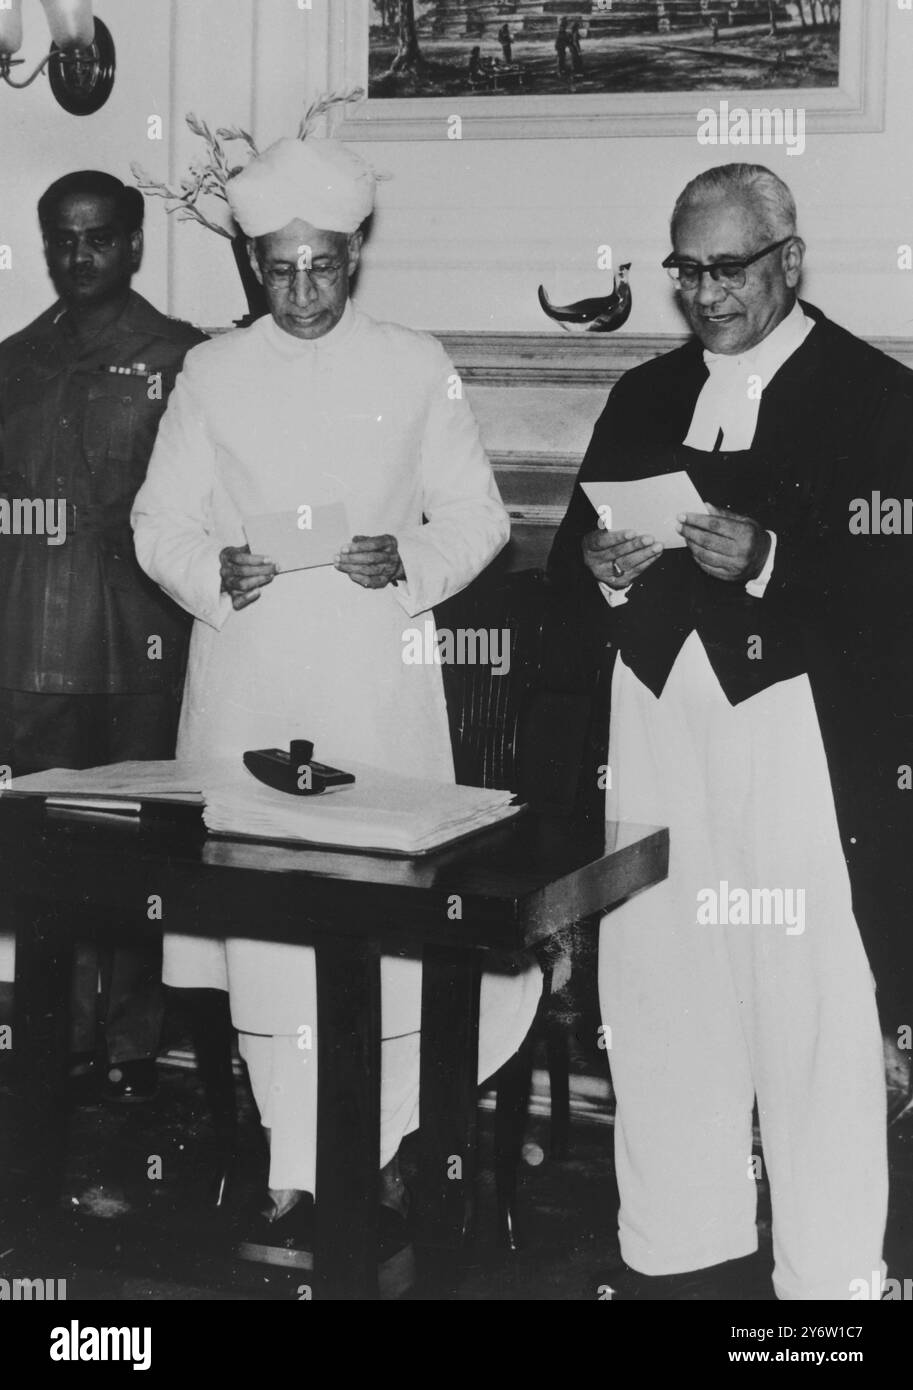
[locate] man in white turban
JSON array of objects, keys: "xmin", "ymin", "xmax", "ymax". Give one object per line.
[{"xmin": 131, "ymin": 137, "xmax": 541, "ymax": 1288}]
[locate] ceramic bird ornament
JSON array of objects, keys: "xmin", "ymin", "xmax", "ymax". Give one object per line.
[{"xmin": 538, "ymin": 263, "xmax": 632, "ymax": 333}]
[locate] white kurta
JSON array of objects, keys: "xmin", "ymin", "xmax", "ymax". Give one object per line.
[{"xmin": 132, "ymin": 303, "xmax": 540, "ymax": 1067}]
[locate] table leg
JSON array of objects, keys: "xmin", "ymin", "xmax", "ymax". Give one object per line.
[
  {"xmin": 10, "ymin": 895, "xmax": 72, "ymax": 1204},
  {"xmin": 314, "ymin": 937, "xmax": 381, "ymax": 1300},
  {"xmin": 418, "ymin": 945, "xmax": 481, "ymax": 1248}
]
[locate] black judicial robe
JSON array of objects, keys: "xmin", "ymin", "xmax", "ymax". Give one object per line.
[{"xmin": 548, "ymin": 302, "xmax": 913, "ymax": 1022}]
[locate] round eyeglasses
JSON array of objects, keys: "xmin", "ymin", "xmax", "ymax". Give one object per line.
[
  {"xmin": 662, "ymin": 237, "xmax": 794, "ymax": 292},
  {"xmin": 260, "ymin": 259, "xmax": 344, "ymax": 291}
]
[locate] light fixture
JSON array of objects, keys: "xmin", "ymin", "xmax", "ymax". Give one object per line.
[{"xmin": 0, "ymin": 0, "xmax": 115, "ymax": 115}]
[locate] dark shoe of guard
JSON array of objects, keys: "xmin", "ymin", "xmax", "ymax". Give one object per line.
[{"xmin": 102, "ymin": 1058, "xmax": 158, "ymax": 1104}]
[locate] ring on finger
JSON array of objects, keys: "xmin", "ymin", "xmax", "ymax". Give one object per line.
[{"xmin": 611, "ymin": 559, "xmax": 625, "ymax": 579}]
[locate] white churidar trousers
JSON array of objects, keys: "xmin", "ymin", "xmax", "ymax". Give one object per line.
[
  {"xmin": 599, "ymin": 632, "xmax": 887, "ymax": 1300},
  {"xmin": 238, "ymin": 953, "xmax": 542, "ymax": 1194}
]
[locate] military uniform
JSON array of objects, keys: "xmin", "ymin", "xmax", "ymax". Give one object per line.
[{"xmin": 0, "ymin": 289, "xmax": 206, "ymax": 1064}]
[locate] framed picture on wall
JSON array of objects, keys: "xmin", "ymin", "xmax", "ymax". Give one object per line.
[{"xmin": 330, "ymin": 0, "xmax": 885, "ymax": 141}]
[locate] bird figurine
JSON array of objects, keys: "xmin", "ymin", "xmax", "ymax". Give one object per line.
[{"xmin": 538, "ymin": 263, "xmax": 631, "ymax": 333}]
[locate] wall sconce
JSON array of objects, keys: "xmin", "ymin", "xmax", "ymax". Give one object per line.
[{"xmin": 0, "ymin": 1, "xmax": 115, "ymax": 115}]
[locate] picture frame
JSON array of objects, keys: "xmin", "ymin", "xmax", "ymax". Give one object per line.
[{"xmin": 330, "ymin": 0, "xmax": 886, "ymax": 142}]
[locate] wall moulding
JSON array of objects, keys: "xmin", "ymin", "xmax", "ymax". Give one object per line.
[{"xmin": 433, "ymin": 330, "xmax": 913, "ymax": 384}]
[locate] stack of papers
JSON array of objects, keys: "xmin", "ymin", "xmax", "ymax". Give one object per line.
[
  {"xmin": 202, "ymin": 760, "xmax": 522, "ymax": 855},
  {"xmin": 2, "ymin": 758, "xmax": 523, "ymax": 854}
]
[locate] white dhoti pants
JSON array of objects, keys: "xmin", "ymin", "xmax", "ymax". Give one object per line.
[
  {"xmin": 600, "ymin": 633, "xmax": 887, "ymax": 1300},
  {"xmin": 238, "ymin": 953, "xmax": 542, "ymax": 1195}
]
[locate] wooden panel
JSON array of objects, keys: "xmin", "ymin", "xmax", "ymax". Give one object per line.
[
  {"xmin": 439, "ymin": 332, "xmax": 684, "ymax": 387},
  {"xmin": 437, "ymin": 330, "xmax": 913, "ymax": 382}
]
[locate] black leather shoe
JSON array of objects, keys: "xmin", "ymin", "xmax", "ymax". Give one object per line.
[
  {"xmin": 102, "ymin": 1059, "xmax": 158, "ymax": 1104},
  {"xmin": 235, "ymin": 1197, "xmax": 415, "ymax": 1296},
  {"xmin": 236, "ymin": 1194, "xmax": 316, "ymax": 1270},
  {"xmin": 596, "ymin": 1252, "xmax": 773, "ymax": 1301}
]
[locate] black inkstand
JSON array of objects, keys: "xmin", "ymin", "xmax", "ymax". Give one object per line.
[{"xmin": 242, "ymin": 739, "xmax": 356, "ymax": 796}]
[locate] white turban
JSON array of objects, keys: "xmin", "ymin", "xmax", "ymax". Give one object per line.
[{"xmin": 226, "ymin": 137, "xmax": 377, "ymax": 237}]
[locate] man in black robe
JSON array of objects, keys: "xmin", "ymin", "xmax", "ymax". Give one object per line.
[{"xmin": 549, "ymin": 163, "xmax": 913, "ymax": 1301}]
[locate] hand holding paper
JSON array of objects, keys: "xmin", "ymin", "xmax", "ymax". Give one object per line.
[
  {"xmin": 244, "ymin": 501, "xmax": 350, "ymax": 575},
  {"xmin": 676, "ymin": 503, "xmax": 771, "ymax": 583},
  {"xmin": 219, "ymin": 544, "xmax": 278, "ymax": 611},
  {"xmin": 582, "ymin": 473, "xmax": 707, "ymax": 550},
  {"xmin": 335, "ymin": 533, "xmax": 405, "ymax": 590},
  {"xmin": 581, "ymin": 524, "xmax": 664, "ymax": 590}
]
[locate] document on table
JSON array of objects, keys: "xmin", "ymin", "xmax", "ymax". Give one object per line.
[
  {"xmin": 203, "ymin": 760, "xmax": 524, "ymax": 855},
  {"xmin": 1, "ymin": 757, "xmax": 523, "ymax": 853},
  {"xmin": 581, "ymin": 474, "xmax": 707, "ymax": 550},
  {"xmin": 243, "ymin": 501, "xmax": 350, "ymax": 573}
]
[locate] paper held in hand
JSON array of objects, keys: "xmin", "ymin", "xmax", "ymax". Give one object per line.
[
  {"xmin": 582, "ymin": 474, "xmax": 707, "ymax": 550},
  {"xmin": 243, "ymin": 501, "xmax": 350, "ymax": 572}
]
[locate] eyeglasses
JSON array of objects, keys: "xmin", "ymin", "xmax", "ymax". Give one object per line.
[
  {"xmin": 662, "ymin": 237, "xmax": 794, "ymax": 291},
  {"xmin": 260, "ymin": 259, "xmax": 344, "ymax": 291}
]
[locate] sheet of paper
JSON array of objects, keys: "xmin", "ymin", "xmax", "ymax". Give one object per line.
[
  {"xmin": 243, "ymin": 501, "xmax": 350, "ymax": 573},
  {"xmin": 581, "ymin": 474, "xmax": 707, "ymax": 550},
  {"xmin": 1, "ymin": 759, "xmax": 207, "ymax": 805}
]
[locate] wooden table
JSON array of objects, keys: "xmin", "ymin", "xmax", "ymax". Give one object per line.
[{"xmin": 0, "ymin": 798, "xmax": 667, "ymax": 1299}]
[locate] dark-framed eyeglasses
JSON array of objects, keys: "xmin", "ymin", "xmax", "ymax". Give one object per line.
[
  {"xmin": 260, "ymin": 259, "xmax": 344, "ymax": 291},
  {"xmin": 662, "ymin": 237, "xmax": 794, "ymax": 291}
]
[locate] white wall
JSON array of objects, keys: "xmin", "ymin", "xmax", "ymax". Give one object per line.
[
  {"xmin": 340, "ymin": 6, "xmax": 913, "ymax": 340},
  {"xmin": 0, "ymin": 0, "xmax": 176, "ymax": 336},
  {"xmin": 1, "ymin": 1, "xmax": 911, "ymax": 979},
  {"xmin": 157, "ymin": 1, "xmax": 913, "ymax": 341},
  {"xmin": 3, "ymin": 2, "xmax": 911, "ymax": 339}
]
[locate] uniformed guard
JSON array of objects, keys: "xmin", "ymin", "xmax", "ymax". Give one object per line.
[{"xmin": 0, "ymin": 171, "xmax": 206, "ymax": 1102}]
